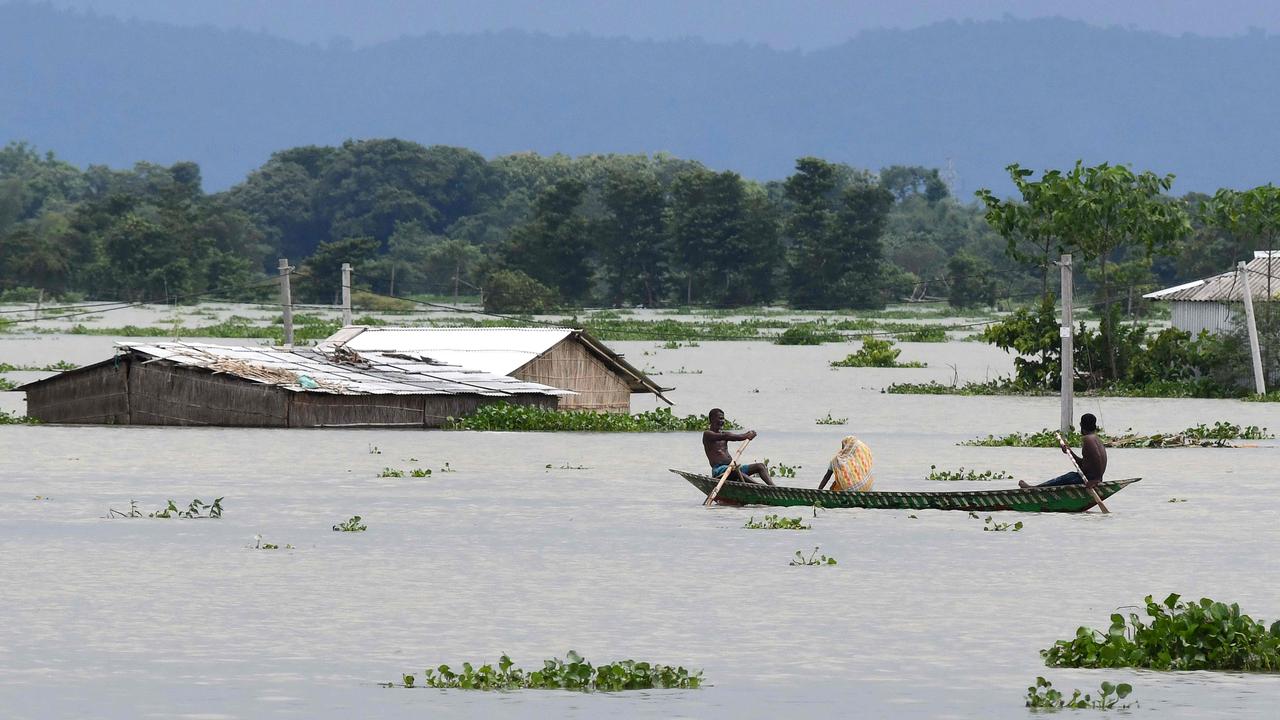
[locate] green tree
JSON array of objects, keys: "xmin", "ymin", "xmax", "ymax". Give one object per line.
[
  {"xmin": 978, "ymin": 162, "xmax": 1190, "ymax": 379},
  {"xmin": 668, "ymin": 168, "xmax": 776, "ymax": 306},
  {"xmin": 501, "ymin": 178, "xmax": 592, "ymax": 302},
  {"xmin": 947, "ymin": 252, "xmax": 997, "ymax": 308},
  {"xmin": 297, "ymin": 236, "xmax": 380, "ymax": 303},
  {"xmin": 785, "ymin": 158, "xmax": 893, "ymax": 309},
  {"xmin": 482, "ymin": 269, "xmax": 558, "ymax": 313},
  {"xmin": 597, "ymin": 168, "xmax": 669, "ymax": 306}
]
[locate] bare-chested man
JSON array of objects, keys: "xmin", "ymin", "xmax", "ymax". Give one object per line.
[{"xmin": 702, "ymin": 408, "xmax": 773, "ymax": 485}]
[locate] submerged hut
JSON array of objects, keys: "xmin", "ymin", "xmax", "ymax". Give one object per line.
[
  {"xmin": 19, "ymin": 341, "xmax": 567, "ymax": 427},
  {"xmin": 1143, "ymin": 251, "xmax": 1280, "ymax": 335},
  {"xmin": 319, "ymin": 327, "xmax": 670, "ymax": 413}
]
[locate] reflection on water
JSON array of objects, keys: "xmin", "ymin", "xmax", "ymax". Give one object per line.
[{"xmin": 2, "ymin": 331, "xmax": 1280, "ymax": 718}]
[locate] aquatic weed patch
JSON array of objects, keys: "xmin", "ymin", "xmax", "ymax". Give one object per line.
[
  {"xmin": 1025, "ymin": 677, "xmax": 1133, "ymax": 710},
  {"xmin": 969, "ymin": 511, "xmax": 1023, "ymax": 532},
  {"xmin": 764, "ymin": 460, "xmax": 800, "ymax": 479},
  {"xmin": 814, "ymin": 412, "xmax": 848, "ymax": 425},
  {"xmin": 0, "ymin": 410, "xmax": 38, "ymax": 424},
  {"xmin": 830, "ymin": 337, "xmax": 926, "ymax": 368},
  {"xmin": 961, "ymin": 422, "xmax": 1269, "ymax": 448},
  {"xmin": 927, "ymin": 465, "xmax": 1013, "ymax": 482},
  {"xmin": 1042, "ymin": 594, "xmax": 1280, "ymax": 671},
  {"xmin": 790, "ymin": 546, "xmax": 837, "ymax": 566},
  {"xmin": 743, "ymin": 514, "xmax": 810, "ymax": 530},
  {"xmin": 387, "ymin": 651, "xmax": 702, "ymax": 691},
  {"xmin": 449, "ymin": 403, "xmax": 729, "ymax": 432},
  {"xmin": 332, "ymin": 516, "xmax": 367, "ymax": 532},
  {"xmin": 885, "ymin": 379, "xmax": 1034, "ymax": 396},
  {"xmin": 106, "ymin": 498, "xmax": 223, "ymax": 518}
]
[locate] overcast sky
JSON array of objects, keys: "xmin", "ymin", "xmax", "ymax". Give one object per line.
[{"xmin": 36, "ymin": 0, "xmax": 1280, "ymax": 49}]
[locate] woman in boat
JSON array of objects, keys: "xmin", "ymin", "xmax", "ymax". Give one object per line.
[{"xmin": 818, "ymin": 435, "xmax": 875, "ymax": 492}]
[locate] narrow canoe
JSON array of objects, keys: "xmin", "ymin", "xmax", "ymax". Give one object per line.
[{"xmin": 672, "ymin": 469, "xmax": 1140, "ymax": 513}]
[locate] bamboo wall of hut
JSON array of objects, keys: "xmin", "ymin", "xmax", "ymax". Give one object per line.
[
  {"xmin": 23, "ymin": 354, "xmax": 557, "ymax": 428},
  {"xmin": 513, "ymin": 338, "xmax": 632, "ymax": 412}
]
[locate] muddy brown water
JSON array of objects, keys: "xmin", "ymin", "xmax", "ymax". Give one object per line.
[{"xmin": 2, "ymin": 323, "xmax": 1279, "ymax": 718}]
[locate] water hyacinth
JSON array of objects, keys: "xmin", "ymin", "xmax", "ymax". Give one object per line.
[
  {"xmin": 448, "ymin": 403, "xmax": 733, "ymax": 432},
  {"xmin": 1042, "ymin": 594, "xmax": 1280, "ymax": 671},
  {"xmin": 389, "ymin": 651, "xmax": 702, "ymax": 691}
]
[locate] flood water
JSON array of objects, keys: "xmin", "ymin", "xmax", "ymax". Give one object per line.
[{"xmin": 3, "ymin": 316, "xmax": 1280, "ymax": 718}]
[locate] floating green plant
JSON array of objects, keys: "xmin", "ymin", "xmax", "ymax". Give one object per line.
[
  {"xmin": 251, "ymin": 535, "xmax": 293, "ymax": 550},
  {"xmin": 814, "ymin": 412, "xmax": 848, "ymax": 425},
  {"xmin": 927, "ymin": 465, "xmax": 1014, "ymax": 482},
  {"xmin": 378, "ymin": 467, "xmax": 405, "ymax": 477},
  {"xmin": 386, "ymin": 651, "xmax": 702, "ymax": 691},
  {"xmin": 764, "ymin": 460, "xmax": 800, "ymax": 479},
  {"xmin": 449, "ymin": 404, "xmax": 730, "ymax": 432},
  {"xmin": 830, "ymin": 337, "xmax": 927, "ymax": 368},
  {"xmin": 1042, "ymin": 594, "xmax": 1280, "ymax": 671},
  {"xmin": 1025, "ymin": 677, "xmax": 1133, "ymax": 710},
  {"xmin": 409, "ymin": 468, "xmax": 432, "ymax": 477},
  {"xmin": 107, "ymin": 497, "xmax": 223, "ymax": 519},
  {"xmin": 790, "ymin": 547, "xmax": 837, "ymax": 566},
  {"xmin": 332, "ymin": 516, "xmax": 368, "ymax": 532},
  {"xmin": 743, "ymin": 514, "xmax": 810, "ymax": 530},
  {"xmin": 970, "ymin": 511, "xmax": 1022, "ymax": 532},
  {"xmin": 963, "ymin": 422, "xmax": 1271, "ymax": 448}
]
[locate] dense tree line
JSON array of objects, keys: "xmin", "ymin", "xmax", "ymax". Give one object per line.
[{"xmin": 3, "ymin": 139, "xmax": 1271, "ymax": 312}]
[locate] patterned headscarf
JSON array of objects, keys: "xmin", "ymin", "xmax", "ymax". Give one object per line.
[{"xmin": 828, "ymin": 435, "xmax": 874, "ymax": 492}]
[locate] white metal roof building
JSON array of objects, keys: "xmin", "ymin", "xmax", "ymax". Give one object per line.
[
  {"xmin": 321, "ymin": 326, "xmax": 671, "ymax": 412},
  {"xmin": 1144, "ymin": 252, "xmax": 1280, "ymax": 335}
]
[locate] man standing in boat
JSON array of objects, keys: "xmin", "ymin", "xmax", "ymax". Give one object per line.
[
  {"xmin": 703, "ymin": 408, "xmax": 773, "ymax": 485},
  {"xmin": 1020, "ymin": 413, "xmax": 1107, "ymax": 488}
]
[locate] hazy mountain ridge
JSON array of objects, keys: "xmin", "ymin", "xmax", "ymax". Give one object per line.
[{"xmin": 3, "ymin": 3, "xmax": 1278, "ymax": 191}]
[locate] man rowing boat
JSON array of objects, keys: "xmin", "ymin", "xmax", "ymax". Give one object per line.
[
  {"xmin": 703, "ymin": 408, "xmax": 773, "ymax": 485},
  {"xmin": 1019, "ymin": 413, "xmax": 1107, "ymax": 488}
]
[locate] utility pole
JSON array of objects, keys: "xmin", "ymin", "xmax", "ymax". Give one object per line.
[
  {"xmin": 278, "ymin": 258, "xmax": 294, "ymax": 347},
  {"xmin": 341, "ymin": 262, "xmax": 352, "ymax": 326},
  {"xmin": 1060, "ymin": 254, "xmax": 1074, "ymax": 434},
  {"xmin": 1239, "ymin": 261, "xmax": 1266, "ymax": 395}
]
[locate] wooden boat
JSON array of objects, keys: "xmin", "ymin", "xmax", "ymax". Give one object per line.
[{"xmin": 672, "ymin": 469, "xmax": 1140, "ymax": 513}]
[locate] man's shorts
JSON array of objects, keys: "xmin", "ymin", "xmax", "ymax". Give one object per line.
[{"xmin": 711, "ymin": 464, "xmax": 742, "ymax": 479}]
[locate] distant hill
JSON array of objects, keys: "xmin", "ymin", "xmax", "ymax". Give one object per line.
[{"xmin": 3, "ymin": 3, "xmax": 1279, "ymax": 192}]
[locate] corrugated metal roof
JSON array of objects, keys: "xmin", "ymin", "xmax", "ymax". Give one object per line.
[
  {"xmin": 115, "ymin": 341, "xmax": 571, "ymax": 397},
  {"xmin": 320, "ymin": 327, "xmax": 574, "ymax": 375},
  {"xmin": 1144, "ymin": 252, "xmax": 1280, "ymax": 303},
  {"xmin": 320, "ymin": 326, "xmax": 674, "ymax": 403}
]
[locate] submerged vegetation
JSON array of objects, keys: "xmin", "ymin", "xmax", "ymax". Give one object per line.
[
  {"xmin": 1042, "ymin": 594, "xmax": 1280, "ymax": 672},
  {"xmin": 449, "ymin": 403, "xmax": 726, "ymax": 432},
  {"xmin": 743, "ymin": 514, "xmax": 810, "ymax": 530},
  {"xmin": 961, "ymin": 422, "xmax": 1269, "ymax": 448},
  {"xmin": 830, "ymin": 337, "xmax": 926, "ymax": 368},
  {"xmin": 389, "ymin": 651, "xmax": 702, "ymax": 691},
  {"xmin": 332, "ymin": 516, "xmax": 368, "ymax": 532},
  {"xmin": 926, "ymin": 466, "xmax": 1013, "ymax": 482},
  {"xmin": 107, "ymin": 498, "xmax": 223, "ymax": 519},
  {"xmin": 971, "ymin": 512, "xmax": 1023, "ymax": 532},
  {"xmin": 1025, "ymin": 677, "xmax": 1133, "ymax": 710},
  {"xmin": 790, "ymin": 547, "xmax": 838, "ymax": 566}
]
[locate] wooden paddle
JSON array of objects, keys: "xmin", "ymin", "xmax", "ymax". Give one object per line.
[
  {"xmin": 1055, "ymin": 431, "xmax": 1109, "ymax": 514},
  {"xmin": 704, "ymin": 438, "xmax": 752, "ymax": 506}
]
